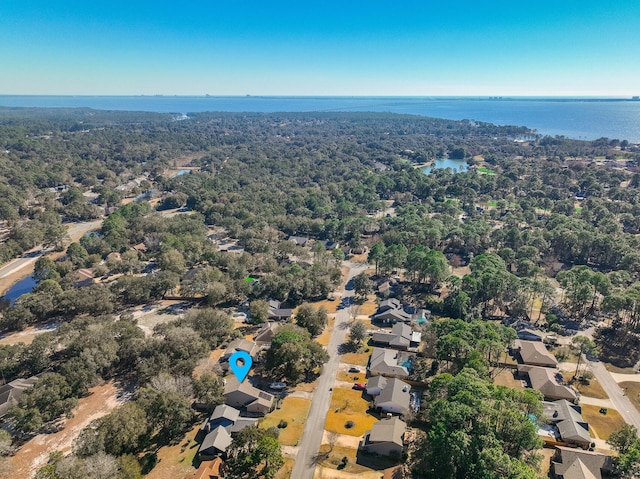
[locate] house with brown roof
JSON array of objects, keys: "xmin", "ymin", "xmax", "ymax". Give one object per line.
[
  {"xmin": 254, "ymin": 322, "xmax": 280, "ymax": 344},
  {"xmin": 192, "ymin": 457, "xmax": 222, "ymax": 479},
  {"xmin": 518, "ymin": 365, "xmax": 577, "ymax": 401},
  {"xmin": 359, "ymin": 417, "xmax": 406, "ymax": 457},
  {"xmin": 514, "ymin": 340, "xmax": 558, "ymax": 367},
  {"xmin": 223, "ymin": 376, "xmax": 274, "ymax": 416},
  {"xmin": 550, "ymin": 446, "xmax": 613, "ymax": 479}
]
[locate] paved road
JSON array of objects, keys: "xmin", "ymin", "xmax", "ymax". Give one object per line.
[
  {"xmin": 290, "ymin": 261, "xmax": 368, "ymax": 479},
  {"xmin": 589, "ymin": 359, "xmax": 640, "ymax": 431},
  {"xmin": 0, "ymin": 219, "xmax": 102, "ymax": 295}
]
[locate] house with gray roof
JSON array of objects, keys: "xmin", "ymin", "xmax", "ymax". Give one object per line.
[
  {"xmin": 198, "ymin": 403, "xmax": 258, "ymax": 459},
  {"xmin": 220, "ymin": 339, "xmax": 261, "ymax": 363},
  {"xmin": 223, "ymin": 376, "xmax": 274, "ymax": 416},
  {"xmin": 368, "ymin": 348, "xmax": 411, "ymax": 379},
  {"xmin": 0, "ymin": 376, "xmax": 38, "ymax": 418},
  {"xmin": 359, "ymin": 417, "xmax": 406, "ymax": 457},
  {"xmin": 366, "ymin": 376, "xmax": 388, "ymax": 397},
  {"xmin": 267, "ymin": 299, "xmax": 293, "ymax": 321},
  {"xmin": 518, "ymin": 365, "xmax": 577, "ymax": 401},
  {"xmin": 372, "ymin": 299, "xmax": 413, "ymax": 324},
  {"xmin": 373, "ymin": 378, "xmax": 411, "ymax": 416},
  {"xmin": 543, "ymin": 400, "xmax": 592, "ymax": 449},
  {"xmin": 199, "ymin": 426, "xmax": 233, "ymax": 459},
  {"xmin": 371, "ymin": 323, "xmax": 421, "ymax": 351},
  {"xmin": 550, "ymin": 446, "xmax": 613, "ymax": 479}
]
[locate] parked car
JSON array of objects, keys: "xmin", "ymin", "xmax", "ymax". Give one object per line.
[
  {"xmin": 348, "ymin": 367, "xmax": 360, "ymax": 373},
  {"xmin": 269, "ymin": 382, "xmax": 287, "ymax": 391},
  {"xmin": 353, "ymin": 383, "xmax": 366, "ymax": 391}
]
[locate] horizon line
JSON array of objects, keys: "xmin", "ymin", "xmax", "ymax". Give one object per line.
[{"xmin": 0, "ymin": 94, "xmax": 639, "ymax": 100}]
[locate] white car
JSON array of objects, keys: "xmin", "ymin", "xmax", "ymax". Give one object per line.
[{"xmin": 269, "ymin": 382, "xmax": 287, "ymax": 390}]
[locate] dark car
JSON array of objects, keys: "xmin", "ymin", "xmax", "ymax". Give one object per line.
[{"xmin": 348, "ymin": 367, "xmax": 360, "ymax": 373}]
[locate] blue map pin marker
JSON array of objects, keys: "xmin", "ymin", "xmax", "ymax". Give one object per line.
[{"xmin": 229, "ymin": 351, "xmax": 252, "ymax": 383}]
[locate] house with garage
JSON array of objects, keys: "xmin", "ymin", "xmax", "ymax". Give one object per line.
[
  {"xmin": 517, "ymin": 365, "xmax": 577, "ymax": 401},
  {"xmin": 550, "ymin": 446, "xmax": 613, "ymax": 479},
  {"xmin": 372, "ymin": 378, "xmax": 411, "ymax": 416},
  {"xmin": 543, "ymin": 400, "xmax": 592, "ymax": 449},
  {"xmin": 514, "ymin": 340, "xmax": 558, "ymax": 367},
  {"xmin": 223, "ymin": 376, "xmax": 275, "ymax": 416},
  {"xmin": 359, "ymin": 417, "xmax": 406, "ymax": 457},
  {"xmin": 371, "ymin": 323, "xmax": 421, "ymax": 351},
  {"xmin": 368, "ymin": 348, "xmax": 412, "ymax": 379},
  {"xmin": 372, "ymin": 299, "xmax": 413, "ymax": 324},
  {"xmin": 267, "ymin": 299, "xmax": 293, "ymax": 321}
]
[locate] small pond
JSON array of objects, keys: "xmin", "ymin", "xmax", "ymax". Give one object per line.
[
  {"xmin": 422, "ymin": 158, "xmax": 469, "ymax": 174},
  {"xmin": 0, "ymin": 275, "xmax": 37, "ymax": 306}
]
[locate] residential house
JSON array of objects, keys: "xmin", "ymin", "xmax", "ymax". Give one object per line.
[
  {"xmin": 198, "ymin": 426, "xmax": 232, "ymax": 459},
  {"xmin": 518, "ymin": 365, "xmax": 577, "ymax": 401},
  {"xmin": 543, "ymin": 400, "xmax": 592, "ymax": 449},
  {"xmin": 74, "ymin": 268, "xmax": 96, "ymax": 288},
  {"xmin": 372, "ymin": 299, "xmax": 412, "ymax": 324},
  {"xmin": 373, "ymin": 378, "xmax": 411, "ymax": 416},
  {"xmin": 550, "ymin": 446, "xmax": 613, "ymax": 479},
  {"xmin": 368, "ymin": 348, "xmax": 411, "ymax": 379},
  {"xmin": 514, "ymin": 340, "xmax": 558, "ymax": 367},
  {"xmin": 288, "ymin": 236, "xmax": 309, "ymax": 246},
  {"xmin": 198, "ymin": 405, "xmax": 257, "ymax": 459},
  {"xmin": 192, "ymin": 457, "xmax": 223, "ymax": 479},
  {"xmin": 254, "ymin": 322, "xmax": 280, "ymax": 344},
  {"xmin": 220, "ymin": 339, "xmax": 261, "ymax": 363},
  {"xmin": 267, "ymin": 300, "xmax": 293, "ymax": 321},
  {"xmin": 371, "ymin": 323, "xmax": 421, "ymax": 351},
  {"xmin": 0, "ymin": 376, "xmax": 38, "ymax": 417},
  {"xmin": 517, "ymin": 328, "xmax": 544, "ymax": 342},
  {"xmin": 366, "ymin": 376, "xmax": 388, "ymax": 397},
  {"xmin": 359, "ymin": 417, "xmax": 406, "ymax": 457},
  {"xmin": 223, "ymin": 376, "xmax": 274, "ymax": 416},
  {"xmin": 321, "ymin": 240, "xmax": 340, "ymax": 250}
]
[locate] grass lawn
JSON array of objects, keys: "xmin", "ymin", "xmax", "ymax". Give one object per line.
[
  {"xmin": 561, "ymin": 372, "xmax": 609, "ymax": 400},
  {"xmin": 619, "ymin": 382, "xmax": 640, "ymax": 414},
  {"xmin": 317, "ymin": 315, "xmax": 335, "ymax": 347},
  {"xmin": 337, "ymin": 370, "xmax": 366, "ymax": 383},
  {"xmin": 316, "ymin": 445, "xmax": 399, "ymax": 475},
  {"xmin": 294, "ymin": 379, "xmax": 318, "ymax": 393},
  {"xmin": 492, "ymin": 369, "xmax": 524, "ymax": 389},
  {"xmin": 275, "ymin": 457, "xmax": 294, "ymax": 479},
  {"xmin": 341, "ymin": 348, "xmax": 373, "ymax": 367},
  {"xmin": 477, "ymin": 167, "xmax": 496, "ymax": 175},
  {"xmin": 260, "ymin": 397, "xmax": 312, "ymax": 446},
  {"xmin": 581, "ymin": 404, "xmax": 626, "ymax": 441},
  {"xmin": 488, "ymin": 200, "xmax": 498, "ymax": 207},
  {"xmin": 146, "ymin": 424, "xmax": 202, "ymax": 479},
  {"xmin": 325, "ymin": 388, "xmax": 378, "ymax": 437}
]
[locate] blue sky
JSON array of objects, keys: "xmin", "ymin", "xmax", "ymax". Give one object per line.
[{"xmin": 1, "ymin": 1, "xmax": 639, "ymax": 96}]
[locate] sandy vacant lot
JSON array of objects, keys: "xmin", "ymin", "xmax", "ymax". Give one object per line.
[{"xmin": 5, "ymin": 381, "xmax": 129, "ymax": 479}]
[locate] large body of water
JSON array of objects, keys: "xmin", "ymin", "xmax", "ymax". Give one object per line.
[{"xmin": 1, "ymin": 96, "xmax": 640, "ymax": 142}]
